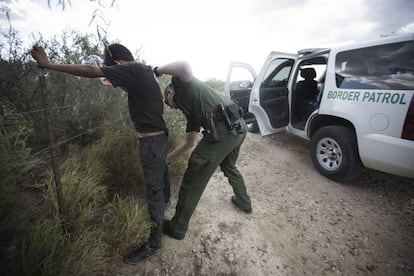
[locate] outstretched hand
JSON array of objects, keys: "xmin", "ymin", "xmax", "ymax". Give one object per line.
[{"xmin": 31, "ymin": 45, "xmax": 49, "ymax": 68}]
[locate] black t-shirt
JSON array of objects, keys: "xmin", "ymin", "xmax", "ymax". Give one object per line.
[{"xmin": 101, "ymin": 63, "xmax": 167, "ymax": 134}]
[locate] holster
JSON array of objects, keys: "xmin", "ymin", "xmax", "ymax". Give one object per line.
[
  {"xmin": 202, "ymin": 111, "xmax": 220, "ymax": 143},
  {"xmin": 225, "ymin": 103, "xmax": 244, "ymax": 121},
  {"xmin": 217, "ymin": 103, "xmax": 244, "ymax": 132}
]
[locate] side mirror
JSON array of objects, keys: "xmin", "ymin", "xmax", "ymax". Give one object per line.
[{"xmin": 240, "ymin": 80, "xmax": 253, "ymax": 89}]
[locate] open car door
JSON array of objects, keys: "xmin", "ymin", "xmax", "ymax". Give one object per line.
[
  {"xmin": 224, "ymin": 62, "xmax": 257, "ymax": 124},
  {"xmin": 249, "ymin": 52, "xmax": 296, "ymax": 136},
  {"xmin": 226, "ymin": 53, "xmax": 297, "ymax": 136}
]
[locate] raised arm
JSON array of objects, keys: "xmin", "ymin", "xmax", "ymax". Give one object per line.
[
  {"xmin": 156, "ymin": 61, "xmax": 193, "ymax": 82},
  {"xmin": 31, "ymin": 46, "xmax": 104, "ymax": 78}
]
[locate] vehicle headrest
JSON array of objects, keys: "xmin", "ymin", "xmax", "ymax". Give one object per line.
[{"xmin": 300, "ymin": 68, "xmax": 316, "ymax": 80}]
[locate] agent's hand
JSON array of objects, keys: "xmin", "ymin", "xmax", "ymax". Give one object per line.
[{"xmin": 31, "ymin": 45, "xmax": 49, "ymax": 68}]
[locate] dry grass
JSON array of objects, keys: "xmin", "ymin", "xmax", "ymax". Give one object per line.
[{"xmin": 15, "ymin": 111, "xmax": 191, "ymax": 275}]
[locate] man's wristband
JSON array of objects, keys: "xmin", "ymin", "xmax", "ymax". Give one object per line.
[{"xmin": 153, "ymin": 66, "xmax": 163, "ymax": 77}]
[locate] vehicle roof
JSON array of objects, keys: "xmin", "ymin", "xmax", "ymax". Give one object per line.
[
  {"xmin": 292, "ymin": 33, "xmax": 414, "ymax": 58},
  {"xmin": 298, "ymin": 48, "xmax": 330, "ymax": 55},
  {"xmin": 330, "ymin": 33, "xmax": 413, "ymax": 52}
]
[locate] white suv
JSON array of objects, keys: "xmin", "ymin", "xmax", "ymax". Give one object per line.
[{"xmin": 225, "ymin": 34, "xmax": 414, "ymax": 181}]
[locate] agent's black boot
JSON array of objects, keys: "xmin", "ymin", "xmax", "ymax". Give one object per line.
[
  {"xmin": 123, "ymin": 243, "xmax": 159, "ymax": 265},
  {"xmin": 162, "ymin": 219, "xmax": 185, "ymax": 240},
  {"xmin": 231, "ymin": 196, "xmax": 252, "ymax": 214}
]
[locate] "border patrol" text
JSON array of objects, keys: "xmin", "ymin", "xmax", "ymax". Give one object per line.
[{"xmin": 327, "ymin": 91, "xmax": 407, "ymax": 104}]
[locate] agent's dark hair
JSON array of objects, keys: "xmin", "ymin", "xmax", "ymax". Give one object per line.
[{"xmin": 104, "ymin": 43, "xmax": 134, "ymax": 66}]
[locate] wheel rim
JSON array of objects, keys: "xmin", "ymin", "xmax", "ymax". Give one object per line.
[{"xmin": 316, "ymin": 137, "xmax": 343, "ymax": 171}]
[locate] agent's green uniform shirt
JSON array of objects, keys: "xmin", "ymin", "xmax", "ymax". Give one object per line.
[{"xmin": 172, "ymin": 76, "xmax": 233, "ymax": 133}]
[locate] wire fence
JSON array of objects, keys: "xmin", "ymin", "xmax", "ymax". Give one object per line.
[
  {"xmin": 2, "ymin": 100, "xmax": 121, "ymax": 117},
  {"xmin": 1, "ymin": 99, "xmax": 127, "ymax": 172}
]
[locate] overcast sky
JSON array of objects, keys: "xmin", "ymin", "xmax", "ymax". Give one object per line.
[{"xmin": 1, "ymin": 0, "xmax": 414, "ymax": 80}]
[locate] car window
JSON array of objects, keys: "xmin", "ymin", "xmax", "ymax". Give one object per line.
[
  {"xmin": 335, "ymin": 40, "xmax": 414, "ymax": 90},
  {"xmin": 229, "ymin": 67, "xmax": 255, "ymax": 90},
  {"xmin": 262, "ymin": 59, "xmax": 294, "ymax": 88}
]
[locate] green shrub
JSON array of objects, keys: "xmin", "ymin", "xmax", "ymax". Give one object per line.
[
  {"xmin": 0, "ymin": 106, "xmax": 32, "ymax": 208},
  {"xmin": 0, "ymin": 107, "xmax": 37, "ymax": 276}
]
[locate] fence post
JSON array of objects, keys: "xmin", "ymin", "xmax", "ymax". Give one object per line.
[{"xmin": 38, "ymin": 69, "xmax": 68, "ymax": 230}]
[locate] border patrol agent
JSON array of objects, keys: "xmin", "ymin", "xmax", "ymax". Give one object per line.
[{"xmin": 155, "ymin": 61, "xmax": 252, "ymax": 240}]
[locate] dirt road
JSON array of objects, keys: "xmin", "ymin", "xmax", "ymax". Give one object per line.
[{"xmin": 111, "ymin": 132, "xmax": 414, "ymax": 276}]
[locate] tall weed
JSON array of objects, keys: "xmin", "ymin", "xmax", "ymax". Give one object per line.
[
  {"xmin": 22, "ymin": 127, "xmax": 152, "ymax": 274},
  {"xmin": 102, "ymin": 195, "xmax": 151, "ymax": 254},
  {"xmin": 20, "ymin": 111, "xmax": 192, "ymax": 275},
  {"xmin": 45, "ymin": 144, "xmax": 107, "ymax": 233},
  {"xmin": 88, "ymin": 127, "xmax": 143, "ymax": 195},
  {"xmin": 23, "ymin": 215, "xmax": 107, "ymax": 276}
]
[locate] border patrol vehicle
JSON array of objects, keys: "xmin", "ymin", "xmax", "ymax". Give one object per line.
[{"xmin": 225, "ymin": 34, "xmax": 414, "ymax": 181}]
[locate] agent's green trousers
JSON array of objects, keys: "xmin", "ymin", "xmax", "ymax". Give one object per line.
[{"xmin": 169, "ymin": 123, "xmax": 251, "ymax": 238}]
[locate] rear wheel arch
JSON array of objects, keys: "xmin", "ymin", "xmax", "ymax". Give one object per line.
[{"xmin": 308, "ymin": 115, "xmax": 355, "ymax": 138}]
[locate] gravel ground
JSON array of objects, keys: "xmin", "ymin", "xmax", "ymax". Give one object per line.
[{"xmin": 110, "ymin": 132, "xmax": 414, "ymax": 276}]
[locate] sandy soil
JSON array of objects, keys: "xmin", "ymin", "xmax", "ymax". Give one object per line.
[{"xmin": 110, "ymin": 132, "xmax": 414, "ymax": 276}]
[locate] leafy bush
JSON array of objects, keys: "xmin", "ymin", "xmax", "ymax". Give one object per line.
[
  {"xmin": 0, "ymin": 103, "xmax": 32, "ymax": 203},
  {"xmin": 0, "ymin": 103, "xmax": 37, "ymax": 276}
]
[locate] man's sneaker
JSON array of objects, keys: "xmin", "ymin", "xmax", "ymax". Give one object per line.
[
  {"xmin": 162, "ymin": 219, "xmax": 185, "ymax": 240},
  {"xmin": 123, "ymin": 243, "xmax": 159, "ymax": 265},
  {"xmin": 231, "ymin": 196, "xmax": 252, "ymax": 214}
]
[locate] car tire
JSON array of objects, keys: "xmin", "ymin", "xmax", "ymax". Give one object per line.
[
  {"xmin": 247, "ymin": 121, "xmax": 259, "ymax": 133},
  {"xmin": 310, "ymin": 125, "xmax": 363, "ymax": 182}
]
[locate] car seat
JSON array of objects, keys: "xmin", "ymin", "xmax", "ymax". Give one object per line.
[
  {"xmin": 294, "ymin": 68, "xmax": 319, "ymax": 120},
  {"xmin": 297, "ymin": 68, "xmax": 318, "ymax": 100}
]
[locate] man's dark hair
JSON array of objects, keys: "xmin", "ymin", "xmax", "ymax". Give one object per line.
[{"xmin": 104, "ymin": 43, "xmax": 134, "ymax": 66}]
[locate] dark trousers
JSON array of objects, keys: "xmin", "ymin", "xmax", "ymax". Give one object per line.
[
  {"xmin": 139, "ymin": 134, "xmax": 170, "ymax": 248},
  {"xmin": 169, "ymin": 120, "xmax": 251, "ymax": 238}
]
